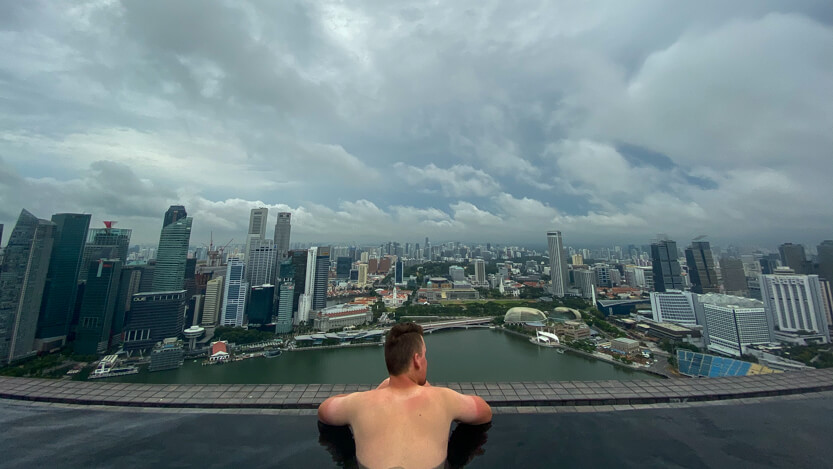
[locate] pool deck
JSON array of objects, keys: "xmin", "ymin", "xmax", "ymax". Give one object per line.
[{"xmin": 1, "ymin": 368, "xmax": 831, "ymax": 410}]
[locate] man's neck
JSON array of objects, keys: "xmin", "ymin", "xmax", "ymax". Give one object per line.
[{"xmin": 387, "ymin": 373, "xmax": 421, "ymax": 389}]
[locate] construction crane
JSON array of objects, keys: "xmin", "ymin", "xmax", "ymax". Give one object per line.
[{"xmin": 206, "ymin": 231, "xmax": 234, "ymax": 267}]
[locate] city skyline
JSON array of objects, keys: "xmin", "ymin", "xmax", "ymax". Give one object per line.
[{"xmin": 1, "ymin": 2, "xmax": 832, "ymax": 247}]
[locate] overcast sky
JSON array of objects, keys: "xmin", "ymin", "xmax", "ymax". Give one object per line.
[{"xmin": 1, "ymin": 1, "xmax": 831, "ymax": 250}]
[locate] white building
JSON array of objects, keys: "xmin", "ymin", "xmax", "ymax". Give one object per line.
[
  {"xmin": 202, "ymin": 276, "xmax": 224, "ymax": 328},
  {"xmin": 574, "ymin": 269, "xmax": 595, "ymax": 299},
  {"xmin": 760, "ymin": 270, "xmax": 831, "ymax": 344},
  {"xmin": 313, "ymin": 304, "xmax": 373, "ymax": 332},
  {"xmin": 650, "ymin": 290, "xmax": 698, "ymax": 326},
  {"xmin": 698, "ymin": 294, "xmax": 771, "ymax": 357},
  {"xmin": 221, "ymin": 257, "xmax": 248, "ymax": 327},
  {"xmin": 547, "ymin": 231, "xmax": 568, "ymax": 297},
  {"xmin": 246, "ymin": 238, "xmax": 277, "ymax": 286},
  {"xmin": 245, "ymin": 207, "xmax": 268, "ymax": 266},
  {"xmin": 357, "ymin": 263, "xmax": 368, "ymax": 287}
]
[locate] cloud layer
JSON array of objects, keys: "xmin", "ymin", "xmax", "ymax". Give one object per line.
[{"xmin": 1, "ymin": 1, "xmax": 831, "ymax": 249}]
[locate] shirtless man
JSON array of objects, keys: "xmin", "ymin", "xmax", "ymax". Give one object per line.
[{"xmin": 317, "ymin": 322, "xmax": 492, "ymax": 469}]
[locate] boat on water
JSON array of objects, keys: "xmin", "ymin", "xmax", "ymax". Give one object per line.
[
  {"xmin": 264, "ymin": 349, "xmax": 282, "ymax": 358},
  {"xmin": 556, "ymin": 348, "xmax": 565, "ymax": 354}
]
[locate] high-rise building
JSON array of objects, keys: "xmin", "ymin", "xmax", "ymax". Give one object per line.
[
  {"xmin": 547, "ymin": 231, "xmax": 568, "ymax": 297},
  {"xmin": 313, "ymin": 247, "xmax": 330, "ymax": 310},
  {"xmin": 289, "ymin": 250, "xmax": 308, "ymax": 313},
  {"xmin": 247, "ymin": 284, "xmax": 274, "ymax": 325},
  {"xmin": 571, "ymin": 254, "xmax": 584, "ymax": 266},
  {"xmin": 73, "ymin": 259, "xmax": 122, "ymax": 355},
  {"xmin": 0, "ymin": 210, "xmax": 55, "ymax": 364},
  {"xmin": 78, "ymin": 222, "xmax": 131, "ymax": 282},
  {"xmin": 651, "ymin": 239, "xmax": 683, "ymax": 292},
  {"xmin": 575, "ymin": 269, "xmax": 595, "ymax": 299},
  {"xmin": 473, "ymin": 259, "xmax": 486, "ymax": 286},
  {"xmin": 819, "ymin": 279, "xmax": 833, "ymax": 327},
  {"xmin": 358, "ymin": 263, "xmax": 368, "ymax": 287},
  {"xmin": 221, "ymin": 257, "xmax": 247, "ymax": 327},
  {"xmin": 817, "ymin": 240, "xmax": 833, "ymax": 282},
  {"xmin": 336, "ymin": 257, "xmax": 352, "ymax": 279},
  {"xmin": 395, "ymin": 259, "xmax": 404, "ymax": 284},
  {"xmin": 246, "ymin": 238, "xmax": 277, "ymax": 286},
  {"xmin": 35, "ymin": 213, "xmax": 90, "ymax": 349},
  {"xmin": 594, "ymin": 264, "xmax": 612, "ymax": 288},
  {"xmin": 719, "ymin": 257, "xmax": 748, "ymax": 296},
  {"xmin": 123, "ymin": 290, "xmax": 187, "ymax": 353},
  {"xmin": 273, "ymin": 212, "xmax": 291, "ymax": 260},
  {"xmin": 760, "ymin": 270, "xmax": 830, "ymax": 344},
  {"xmin": 245, "ymin": 207, "xmax": 268, "ymax": 270},
  {"xmin": 111, "ymin": 265, "xmax": 147, "ymax": 346},
  {"xmin": 699, "ymin": 294, "xmax": 771, "ymax": 358},
  {"xmin": 650, "ymin": 290, "xmax": 699, "ymax": 326},
  {"xmin": 152, "ymin": 206, "xmax": 193, "ymax": 291},
  {"xmin": 778, "ymin": 243, "xmax": 808, "ymax": 274},
  {"xmin": 685, "ymin": 241, "xmax": 719, "ymax": 294},
  {"xmin": 276, "ymin": 280, "xmax": 295, "ymax": 334},
  {"xmin": 202, "ymin": 276, "xmax": 224, "ymax": 330}
]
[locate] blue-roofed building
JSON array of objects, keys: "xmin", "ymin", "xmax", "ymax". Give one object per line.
[{"xmin": 677, "ymin": 350, "xmax": 778, "ymax": 378}]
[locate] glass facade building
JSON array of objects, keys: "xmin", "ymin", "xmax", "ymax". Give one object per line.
[
  {"xmin": 651, "ymin": 239, "xmax": 683, "ymax": 292},
  {"xmin": 152, "ymin": 207, "xmax": 193, "ymax": 292},
  {"xmin": 123, "ymin": 290, "xmax": 187, "ymax": 353},
  {"xmin": 685, "ymin": 241, "xmax": 719, "ymax": 294},
  {"xmin": 73, "ymin": 259, "xmax": 122, "ymax": 355}
]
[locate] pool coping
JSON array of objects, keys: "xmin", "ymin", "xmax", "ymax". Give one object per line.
[{"xmin": 1, "ymin": 368, "xmax": 831, "ymax": 410}]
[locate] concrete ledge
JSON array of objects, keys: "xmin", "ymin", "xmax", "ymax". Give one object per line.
[{"xmin": 1, "ymin": 368, "xmax": 831, "ymax": 410}]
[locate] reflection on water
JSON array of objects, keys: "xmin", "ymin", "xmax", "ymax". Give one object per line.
[{"xmin": 318, "ymin": 421, "xmax": 491, "ymax": 469}]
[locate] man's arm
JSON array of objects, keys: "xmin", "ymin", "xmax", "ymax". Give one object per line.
[
  {"xmin": 445, "ymin": 388, "xmax": 492, "ymax": 425},
  {"xmin": 317, "ymin": 393, "xmax": 355, "ymax": 426}
]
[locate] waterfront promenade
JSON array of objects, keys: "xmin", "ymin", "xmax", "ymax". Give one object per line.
[{"xmin": 1, "ymin": 368, "xmax": 831, "ymax": 410}]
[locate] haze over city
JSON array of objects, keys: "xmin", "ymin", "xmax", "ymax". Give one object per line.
[{"xmin": 1, "ymin": 1, "xmax": 831, "ymax": 247}]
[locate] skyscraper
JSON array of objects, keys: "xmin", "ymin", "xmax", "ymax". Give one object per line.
[
  {"xmin": 685, "ymin": 241, "xmax": 719, "ymax": 294},
  {"xmin": 699, "ymin": 294, "xmax": 771, "ymax": 358},
  {"xmin": 719, "ymin": 257, "xmax": 748, "ymax": 296},
  {"xmin": 78, "ymin": 222, "xmax": 131, "ymax": 282},
  {"xmin": 202, "ymin": 276, "xmax": 224, "ymax": 336},
  {"xmin": 246, "ymin": 238, "xmax": 277, "ymax": 286},
  {"xmin": 276, "ymin": 281, "xmax": 295, "ymax": 334},
  {"xmin": 651, "ymin": 239, "xmax": 683, "ymax": 292},
  {"xmin": 273, "ymin": 212, "xmax": 291, "ymax": 260},
  {"xmin": 313, "ymin": 247, "xmax": 330, "ymax": 310},
  {"xmin": 123, "ymin": 290, "xmax": 187, "ymax": 353},
  {"xmin": 35, "ymin": 213, "xmax": 90, "ymax": 349},
  {"xmin": 0, "ymin": 210, "xmax": 55, "ymax": 364},
  {"xmin": 817, "ymin": 240, "xmax": 833, "ymax": 282},
  {"xmin": 760, "ymin": 270, "xmax": 830, "ymax": 344},
  {"xmin": 650, "ymin": 290, "xmax": 698, "ymax": 326},
  {"xmin": 778, "ymin": 243, "xmax": 808, "ymax": 274},
  {"xmin": 395, "ymin": 259, "xmax": 404, "ymax": 284},
  {"xmin": 221, "ymin": 257, "xmax": 247, "ymax": 327},
  {"xmin": 336, "ymin": 257, "xmax": 352, "ymax": 279},
  {"xmin": 473, "ymin": 259, "xmax": 486, "ymax": 286},
  {"xmin": 289, "ymin": 249, "xmax": 308, "ymax": 313},
  {"xmin": 247, "ymin": 284, "xmax": 274, "ymax": 325},
  {"xmin": 245, "ymin": 207, "xmax": 268, "ymax": 269},
  {"xmin": 547, "ymin": 231, "xmax": 568, "ymax": 297},
  {"xmin": 357, "ymin": 263, "xmax": 368, "ymax": 287},
  {"xmin": 73, "ymin": 259, "xmax": 122, "ymax": 355},
  {"xmin": 152, "ymin": 206, "xmax": 193, "ymax": 291},
  {"xmin": 575, "ymin": 269, "xmax": 595, "ymax": 299}
]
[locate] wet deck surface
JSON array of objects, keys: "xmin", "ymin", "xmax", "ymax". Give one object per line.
[{"xmin": 2, "ymin": 393, "xmax": 832, "ymax": 468}]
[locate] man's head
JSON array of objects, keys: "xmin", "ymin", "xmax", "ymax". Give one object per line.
[{"xmin": 384, "ymin": 322, "xmax": 427, "ymax": 383}]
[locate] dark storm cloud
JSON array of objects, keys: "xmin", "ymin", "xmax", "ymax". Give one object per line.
[{"xmin": 0, "ymin": 0, "xmax": 831, "ymax": 248}]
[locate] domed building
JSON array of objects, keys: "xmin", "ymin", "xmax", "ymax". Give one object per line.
[{"xmin": 504, "ymin": 307, "xmax": 547, "ymax": 324}]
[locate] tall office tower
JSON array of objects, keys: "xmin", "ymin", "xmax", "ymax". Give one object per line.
[
  {"xmin": 276, "ymin": 280, "xmax": 295, "ymax": 334},
  {"xmin": 289, "ymin": 250, "xmax": 308, "ymax": 313},
  {"xmin": 246, "ymin": 238, "xmax": 277, "ymax": 286},
  {"xmin": 123, "ymin": 290, "xmax": 187, "ymax": 354},
  {"xmin": 221, "ymin": 257, "xmax": 248, "ymax": 327},
  {"xmin": 247, "ymin": 285, "xmax": 274, "ymax": 325},
  {"xmin": 699, "ymin": 295, "xmax": 771, "ymax": 357},
  {"xmin": 163, "ymin": 205, "xmax": 187, "ymax": 227},
  {"xmin": 759, "ymin": 255, "xmax": 779, "ymax": 275},
  {"xmin": 650, "ymin": 290, "xmax": 699, "ymax": 326},
  {"xmin": 547, "ymin": 231, "xmax": 568, "ymax": 297},
  {"xmin": 571, "ymin": 254, "xmax": 584, "ymax": 266},
  {"xmin": 273, "ymin": 212, "xmax": 291, "ymax": 260},
  {"xmin": 473, "ymin": 259, "xmax": 486, "ymax": 285},
  {"xmin": 111, "ymin": 265, "xmax": 146, "ymax": 345},
  {"xmin": 358, "ymin": 263, "xmax": 369, "ymax": 287},
  {"xmin": 651, "ymin": 239, "xmax": 683, "ymax": 292},
  {"xmin": 73, "ymin": 259, "xmax": 122, "ymax": 355},
  {"xmin": 395, "ymin": 259, "xmax": 404, "ymax": 284},
  {"xmin": 245, "ymin": 207, "xmax": 268, "ymax": 264},
  {"xmin": 152, "ymin": 206, "xmax": 193, "ymax": 291},
  {"xmin": 820, "ymin": 279, "xmax": 833, "ymax": 326},
  {"xmin": 449, "ymin": 265, "xmax": 466, "ymax": 282},
  {"xmin": 202, "ymin": 275, "xmax": 224, "ymax": 333},
  {"xmin": 817, "ymin": 240, "xmax": 833, "ymax": 282},
  {"xmin": 368, "ymin": 258, "xmax": 379, "ymax": 275},
  {"xmin": 719, "ymin": 257, "xmax": 748, "ymax": 296},
  {"xmin": 379, "ymin": 256, "xmax": 392, "ymax": 275},
  {"xmin": 778, "ymin": 243, "xmax": 808, "ymax": 274},
  {"xmin": 35, "ymin": 213, "xmax": 90, "ymax": 349},
  {"xmin": 336, "ymin": 257, "xmax": 352, "ymax": 279},
  {"xmin": 575, "ymin": 269, "xmax": 596, "ymax": 299},
  {"xmin": 685, "ymin": 241, "xmax": 719, "ymax": 294},
  {"xmin": 79, "ymin": 222, "xmax": 131, "ymax": 282},
  {"xmin": 760, "ymin": 270, "xmax": 830, "ymax": 344},
  {"xmin": 0, "ymin": 210, "xmax": 55, "ymax": 364},
  {"xmin": 301, "ymin": 247, "xmax": 329, "ymax": 312}
]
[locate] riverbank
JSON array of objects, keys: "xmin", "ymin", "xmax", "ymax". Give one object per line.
[{"xmin": 290, "ymin": 342, "xmax": 382, "ymax": 352}]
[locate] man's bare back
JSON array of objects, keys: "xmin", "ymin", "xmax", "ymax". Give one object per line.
[{"xmin": 318, "ymin": 324, "xmax": 491, "ymax": 469}]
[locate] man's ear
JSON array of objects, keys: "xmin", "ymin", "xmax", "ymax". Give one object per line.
[{"xmin": 412, "ymin": 352, "xmax": 422, "ymax": 369}]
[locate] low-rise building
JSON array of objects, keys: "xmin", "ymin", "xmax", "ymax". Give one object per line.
[
  {"xmin": 313, "ymin": 304, "xmax": 373, "ymax": 332},
  {"xmin": 553, "ymin": 320, "xmax": 591, "ymax": 342},
  {"xmin": 609, "ymin": 337, "xmax": 640, "ymax": 356},
  {"xmin": 210, "ymin": 340, "xmax": 229, "ymax": 362},
  {"xmin": 149, "ymin": 338, "xmax": 184, "ymax": 372}
]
